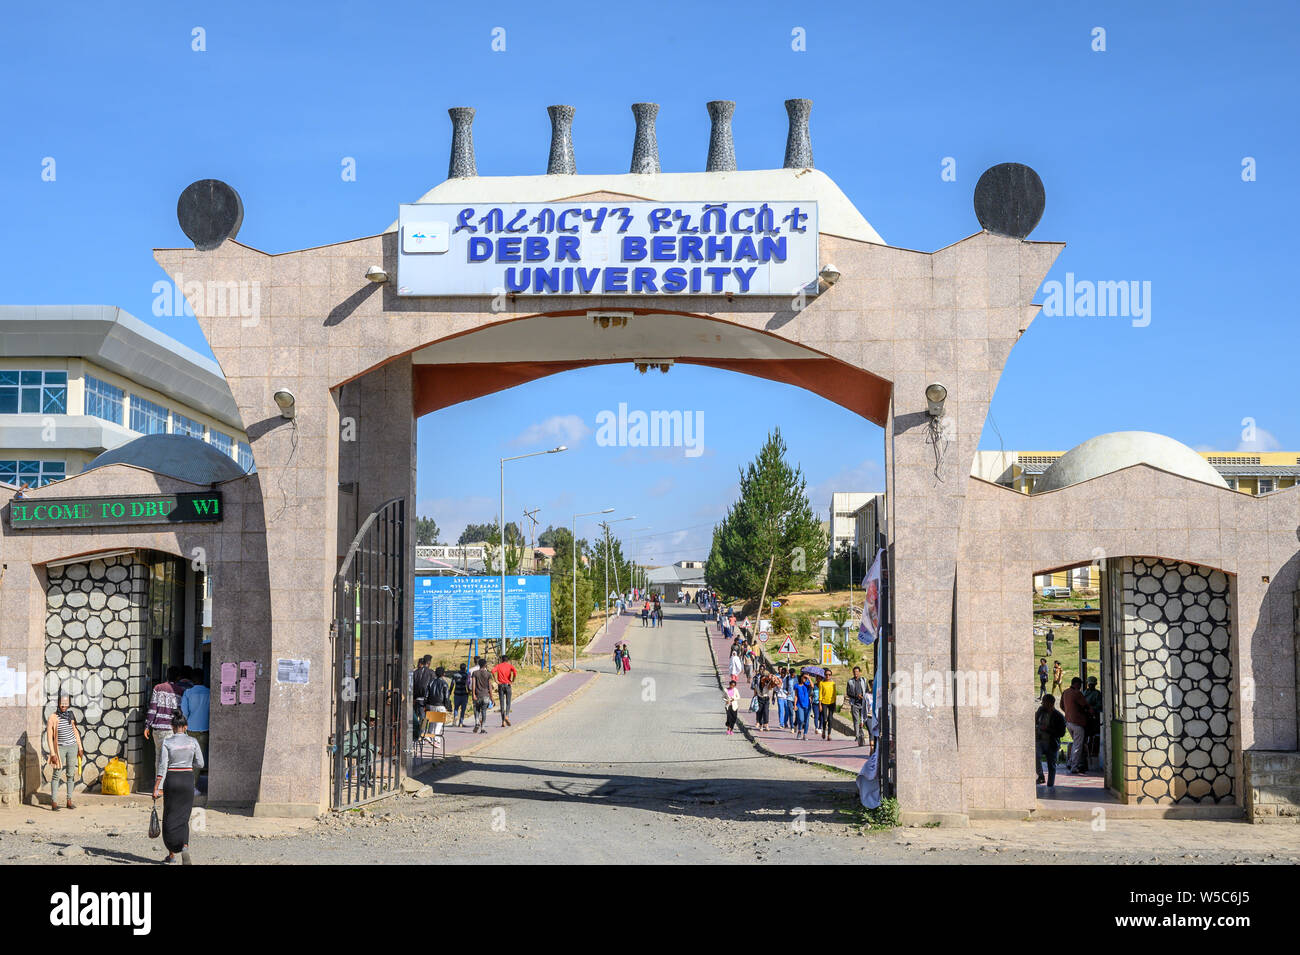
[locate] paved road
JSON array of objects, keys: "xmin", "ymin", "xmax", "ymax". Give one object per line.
[{"xmin": 4, "ymin": 603, "xmax": 1299, "ymax": 864}]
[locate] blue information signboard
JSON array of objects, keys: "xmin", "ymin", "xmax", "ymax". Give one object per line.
[{"xmin": 413, "ymin": 574, "xmax": 552, "ymax": 642}]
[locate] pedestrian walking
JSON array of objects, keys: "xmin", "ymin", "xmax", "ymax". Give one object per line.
[
  {"xmin": 845, "ymin": 666, "xmax": 870, "ymax": 746},
  {"xmin": 1051, "ymin": 660, "xmax": 1064, "ymax": 696},
  {"xmin": 451, "ymin": 663, "xmax": 470, "ymax": 727},
  {"xmin": 181, "ymin": 674, "xmax": 210, "ymax": 775},
  {"xmin": 755, "ymin": 672, "xmax": 773, "ymax": 730},
  {"xmin": 728, "ymin": 649, "xmax": 744, "ymax": 683},
  {"xmin": 1035, "ymin": 693, "xmax": 1066, "ymax": 788},
  {"xmin": 724, "ymin": 680, "xmax": 740, "ymax": 734},
  {"xmin": 46, "ymin": 695, "xmax": 83, "ymax": 811},
  {"xmin": 1037, "ymin": 658, "xmax": 1049, "ymax": 697},
  {"xmin": 152, "ymin": 711, "xmax": 204, "ymax": 864},
  {"xmin": 144, "ymin": 667, "xmax": 183, "ymax": 778},
  {"xmin": 423, "ymin": 666, "xmax": 451, "ymax": 745},
  {"xmin": 471, "ymin": 657, "xmax": 494, "ymax": 733},
  {"xmin": 641, "ymin": 601, "xmax": 650, "ymax": 627},
  {"xmin": 793, "ymin": 675, "xmax": 812, "ymax": 740},
  {"xmin": 818, "ymin": 669, "xmax": 837, "ymax": 740},
  {"xmin": 613, "ymin": 643, "xmax": 624, "ymax": 674},
  {"xmin": 492, "ymin": 655, "xmax": 517, "ymax": 727}
]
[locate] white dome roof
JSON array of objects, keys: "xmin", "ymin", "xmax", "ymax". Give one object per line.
[{"xmin": 1034, "ymin": 431, "xmax": 1228, "ymax": 493}]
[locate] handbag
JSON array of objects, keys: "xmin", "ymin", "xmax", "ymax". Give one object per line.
[
  {"xmin": 749, "ymin": 696, "xmax": 760, "ymax": 713},
  {"xmin": 148, "ymin": 802, "xmax": 161, "ymax": 839}
]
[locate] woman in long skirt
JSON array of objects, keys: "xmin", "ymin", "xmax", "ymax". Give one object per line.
[
  {"xmin": 724, "ymin": 680, "xmax": 740, "ymax": 735},
  {"xmin": 152, "ymin": 711, "xmax": 205, "ymax": 864}
]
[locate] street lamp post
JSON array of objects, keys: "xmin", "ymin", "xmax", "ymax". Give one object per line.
[
  {"xmin": 500, "ymin": 446, "xmax": 566, "ymax": 663},
  {"xmin": 598, "ymin": 517, "xmax": 635, "ymax": 639},
  {"xmin": 572, "ymin": 506, "xmax": 614, "ymax": 670}
]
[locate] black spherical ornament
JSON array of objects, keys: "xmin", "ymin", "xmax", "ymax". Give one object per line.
[
  {"xmin": 176, "ymin": 179, "xmax": 244, "ymax": 251},
  {"xmin": 973, "ymin": 163, "xmax": 1045, "ymax": 238}
]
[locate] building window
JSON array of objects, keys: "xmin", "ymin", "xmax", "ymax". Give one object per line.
[
  {"xmin": 208, "ymin": 430, "xmax": 234, "ymax": 457},
  {"xmin": 85, "ymin": 375, "xmax": 125, "ymax": 425},
  {"xmin": 171, "ymin": 412, "xmax": 205, "ymax": 439},
  {"xmin": 1225, "ymin": 478, "xmax": 1237, "ymax": 491},
  {"xmin": 0, "ymin": 370, "xmax": 67, "ymax": 414},
  {"xmin": 1258, "ymin": 478, "xmax": 1275, "ymax": 495},
  {"xmin": 236, "ymin": 441, "xmax": 254, "ymax": 472},
  {"xmin": 129, "ymin": 394, "xmax": 169, "ymax": 434},
  {"xmin": 0, "ymin": 459, "xmax": 65, "ymax": 488}
]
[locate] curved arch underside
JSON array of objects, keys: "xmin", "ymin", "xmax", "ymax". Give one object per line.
[{"xmin": 407, "ymin": 311, "xmax": 892, "ymax": 424}]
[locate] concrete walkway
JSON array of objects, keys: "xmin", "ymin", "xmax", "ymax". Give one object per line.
[
  {"xmin": 702, "ymin": 612, "xmax": 871, "ymax": 776},
  {"xmin": 583, "ymin": 608, "xmax": 634, "ymax": 659}
]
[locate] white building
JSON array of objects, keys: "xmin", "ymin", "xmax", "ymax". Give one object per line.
[
  {"xmin": 827, "ymin": 491, "xmax": 879, "ymax": 565},
  {"xmin": 0, "ymin": 305, "xmax": 250, "ymax": 487}
]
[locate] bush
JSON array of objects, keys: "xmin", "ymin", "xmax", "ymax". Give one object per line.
[{"xmin": 865, "ymin": 796, "xmax": 900, "ymax": 830}]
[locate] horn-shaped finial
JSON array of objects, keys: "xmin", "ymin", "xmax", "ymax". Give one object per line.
[
  {"xmin": 706, "ymin": 101, "xmax": 736, "ymax": 172},
  {"xmin": 448, "ymin": 107, "xmax": 477, "ymax": 179},
  {"xmin": 547, "ymin": 105, "xmax": 577, "ymax": 174},
  {"xmin": 783, "ymin": 99, "xmax": 813, "ymax": 170},
  {"xmin": 630, "ymin": 103, "xmax": 661, "ymax": 174}
]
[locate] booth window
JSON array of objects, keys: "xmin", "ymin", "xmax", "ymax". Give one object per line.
[
  {"xmin": 85, "ymin": 375, "xmax": 125, "ymax": 425},
  {"xmin": 129, "ymin": 393, "xmax": 169, "ymax": 434},
  {"xmin": 0, "ymin": 370, "xmax": 67, "ymax": 414},
  {"xmin": 209, "ymin": 430, "xmax": 234, "ymax": 457},
  {"xmin": 171, "ymin": 412, "xmax": 205, "ymax": 439},
  {"xmin": 0, "ymin": 458, "xmax": 65, "ymax": 487}
]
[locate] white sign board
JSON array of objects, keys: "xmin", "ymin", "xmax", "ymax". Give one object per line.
[
  {"xmin": 276, "ymin": 658, "xmax": 311, "ymax": 685},
  {"xmin": 397, "ymin": 201, "xmax": 819, "ymax": 297}
]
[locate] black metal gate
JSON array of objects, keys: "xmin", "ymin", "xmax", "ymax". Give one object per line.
[{"xmin": 331, "ymin": 497, "xmax": 406, "ymax": 809}]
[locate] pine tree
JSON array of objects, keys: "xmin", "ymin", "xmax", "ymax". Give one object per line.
[{"xmin": 706, "ymin": 428, "xmax": 826, "ymax": 600}]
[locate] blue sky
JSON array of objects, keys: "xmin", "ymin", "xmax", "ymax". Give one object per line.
[{"xmin": 2, "ymin": 2, "xmax": 1296, "ymax": 558}]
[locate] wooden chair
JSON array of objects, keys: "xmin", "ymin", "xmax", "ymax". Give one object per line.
[{"xmin": 417, "ymin": 710, "xmax": 450, "ymax": 759}]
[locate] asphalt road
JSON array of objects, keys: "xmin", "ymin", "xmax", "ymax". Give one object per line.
[{"xmin": 3, "ymin": 604, "xmax": 1299, "ymax": 864}]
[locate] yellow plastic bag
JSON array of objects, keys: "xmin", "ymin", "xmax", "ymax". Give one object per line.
[{"xmin": 100, "ymin": 758, "xmax": 129, "ymax": 796}]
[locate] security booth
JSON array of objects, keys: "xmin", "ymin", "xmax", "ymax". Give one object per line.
[{"xmin": 0, "ymin": 434, "xmax": 264, "ymax": 803}]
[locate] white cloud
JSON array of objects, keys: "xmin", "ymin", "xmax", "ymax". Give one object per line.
[
  {"xmin": 1237, "ymin": 427, "xmax": 1282, "ymax": 453},
  {"xmin": 511, "ymin": 414, "xmax": 591, "ymax": 449}
]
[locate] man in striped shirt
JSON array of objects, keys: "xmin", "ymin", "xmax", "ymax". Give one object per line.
[
  {"xmin": 144, "ymin": 667, "xmax": 182, "ymax": 777},
  {"xmin": 45, "ymin": 695, "xmax": 83, "ymax": 810}
]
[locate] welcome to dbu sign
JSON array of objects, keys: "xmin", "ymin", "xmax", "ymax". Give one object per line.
[
  {"xmin": 397, "ymin": 200, "xmax": 819, "ymax": 297},
  {"xmin": 6, "ymin": 492, "xmax": 224, "ymax": 530}
]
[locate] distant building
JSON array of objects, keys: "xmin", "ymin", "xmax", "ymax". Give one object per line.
[
  {"xmin": 0, "ymin": 306, "xmax": 250, "ymax": 488},
  {"xmin": 851, "ymin": 493, "xmax": 886, "ymax": 570},
  {"xmin": 645, "ymin": 560, "xmax": 706, "ymax": 601},
  {"xmin": 828, "ymin": 491, "xmax": 880, "ymax": 566}
]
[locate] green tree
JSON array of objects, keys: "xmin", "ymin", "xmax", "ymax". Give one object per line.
[
  {"xmin": 416, "ymin": 516, "xmax": 440, "ymax": 546},
  {"xmin": 826, "ymin": 539, "xmax": 861, "ymax": 591},
  {"xmin": 591, "ymin": 530, "xmax": 632, "ymax": 602},
  {"xmin": 458, "ymin": 522, "xmax": 495, "ymax": 544},
  {"xmin": 550, "ymin": 528, "xmax": 595, "ymax": 646},
  {"xmin": 482, "ymin": 519, "xmax": 526, "ymax": 574},
  {"xmin": 828, "ymin": 605, "xmax": 863, "ymax": 668},
  {"xmin": 705, "ymin": 428, "xmax": 827, "ymax": 602}
]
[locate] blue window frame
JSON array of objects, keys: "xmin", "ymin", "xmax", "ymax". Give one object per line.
[
  {"xmin": 129, "ymin": 394, "xmax": 168, "ymax": 434},
  {"xmin": 0, "ymin": 370, "xmax": 66, "ymax": 415},
  {"xmin": 209, "ymin": 430, "xmax": 234, "ymax": 457},
  {"xmin": 0, "ymin": 459, "xmax": 65, "ymax": 488},
  {"xmin": 171, "ymin": 412, "xmax": 205, "ymax": 439},
  {"xmin": 85, "ymin": 375, "xmax": 124, "ymax": 425}
]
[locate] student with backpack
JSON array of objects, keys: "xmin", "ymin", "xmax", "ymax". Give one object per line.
[
  {"xmin": 1035, "ymin": 694, "xmax": 1067, "ymax": 787},
  {"xmin": 450, "ymin": 663, "xmax": 470, "ymax": 727}
]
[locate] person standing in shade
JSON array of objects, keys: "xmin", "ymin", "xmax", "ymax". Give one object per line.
[
  {"xmin": 818, "ymin": 669, "xmax": 837, "ymax": 740},
  {"xmin": 144, "ymin": 667, "xmax": 183, "ymax": 779},
  {"xmin": 411, "ymin": 655, "xmax": 434, "ymax": 741},
  {"xmin": 1035, "ymin": 693, "xmax": 1066, "ymax": 788},
  {"xmin": 471, "ymin": 657, "xmax": 494, "ymax": 733},
  {"xmin": 1037, "ymin": 658, "xmax": 1049, "ymax": 698},
  {"xmin": 492, "ymin": 654, "xmax": 517, "ymax": 727},
  {"xmin": 1083, "ymin": 675, "xmax": 1104, "ymax": 768},
  {"xmin": 46, "ymin": 696, "xmax": 83, "ymax": 811},
  {"xmin": 845, "ymin": 666, "xmax": 870, "ymax": 747},
  {"xmin": 152, "ymin": 711, "xmax": 204, "ymax": 864},
  {"xmin": 181, "ymin": 674, "xmax": 210, "ymax": 776},
  {"xmin": 450, "ymin": 663, "xmax": 470, "ymax": 727},
  {"xmin": 723, "ymin": 679, "xmax": 740, "ymax": 735}
]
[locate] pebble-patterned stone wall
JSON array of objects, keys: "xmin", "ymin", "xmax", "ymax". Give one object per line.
[
  {"xmin": 1120, "ymin": 557, "xmax": 1234, "ymax": 804},
  {"xmin": 40, "ymin": 555, "xmax": 147, "ymax": 790}
]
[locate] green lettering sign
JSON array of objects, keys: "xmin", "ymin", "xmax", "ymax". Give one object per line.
[{"xmin": 5, "ymin": 492, "xmax": 226, "ymax": 530}]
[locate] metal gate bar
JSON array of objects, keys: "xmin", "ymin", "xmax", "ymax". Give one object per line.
[{"xmin": 331, "ymin": 497, "xmax": 405, "ymax": 809}]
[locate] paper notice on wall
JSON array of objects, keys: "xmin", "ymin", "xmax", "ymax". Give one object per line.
[
  {"xmin": 219, "ymin": 683, "xmax": 237, "ymax": 706},
  {"xmin": 238, "ymin": 661, "xmax": 256, "ymax": 683},
  {"xmin": 238, "ymin": 679, "xmax": 255, "ymax": 704},
  {"xmin": 276, "ymin": 658, "xmax": 310, "ymax": 685},
  {"xmin": 220, "ymin": 662, "xmax": 237, "ymax": 686}
]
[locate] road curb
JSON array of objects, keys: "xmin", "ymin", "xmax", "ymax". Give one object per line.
[
  {"xmin": 442, "ymin": 671, "xmax": 601, "ymax": 761},
  {"xmin": 701, "ymin": 619, "xmax": 857, "ymax": 778}
]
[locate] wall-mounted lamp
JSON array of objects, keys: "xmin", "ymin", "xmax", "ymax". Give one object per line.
[
  {"xmin": 925, "ymin": 382, "xmax": 948, "ymax": 417},
  {"xmin": 365, "ymin": 266, "xmax": 389, "ymax": 284},
  {"xmin": 273, "ymin": 389, "xmax": 297, "ymax": 420},
  {"xmin": 818, "ymin": 264, "xmax": 841, "ymax": 289},
  {"xmin": 589, "ymin": 309, "xmax": 633, "ymax": 329}
]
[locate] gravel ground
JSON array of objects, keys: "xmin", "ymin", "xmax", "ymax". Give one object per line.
[{"xmin": 3, "ymin": 605, "xmax": 1298, "ymax": 865}]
